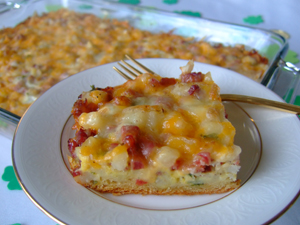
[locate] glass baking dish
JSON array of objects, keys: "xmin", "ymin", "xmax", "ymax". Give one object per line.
[{"xmin": 0, "ymin": 0, "xmax": 296, "ymax": 139}]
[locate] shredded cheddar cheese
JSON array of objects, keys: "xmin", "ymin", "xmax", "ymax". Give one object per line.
[
  {"xmin": 67, "ymin": 61, "xmax": 242, "ymax": 195},
  {"xmin": 0, "ymin": 9, "xmax": 268, "ymax": 117}
]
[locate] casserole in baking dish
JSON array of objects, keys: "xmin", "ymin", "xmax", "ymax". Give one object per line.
[{"xmin": 0, "ymin": 0, "xmax": 288, "ymax": 138}]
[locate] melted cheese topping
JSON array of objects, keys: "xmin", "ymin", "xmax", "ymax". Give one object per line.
[
  {"xmin": 69, "ymin": 64, "xmax": 241, "ymax": 186},
  {"xmin": 0, "ymin": 9, "xmax": 268, "ymax": 116}
]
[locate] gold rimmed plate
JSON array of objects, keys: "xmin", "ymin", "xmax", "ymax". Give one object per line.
[
  {"xmin": 60, "ymin": 101, "xmax": 262, "ymax": 210},
  {"xmin": 12, "ymin": 59, "xmax": 300, "ymax": 225}
]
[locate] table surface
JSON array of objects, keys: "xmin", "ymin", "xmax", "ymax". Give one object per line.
[{"xmin": 1, "ymin": 0, "xmax": 300, "ymax": 224}]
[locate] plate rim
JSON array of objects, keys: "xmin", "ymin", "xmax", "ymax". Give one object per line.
[
  {"xmin": 59, "ymin": 101, "xmax": 263, "ymax": 211},
  {"xmin": 12, "ymin": 58, "xmax": 300, "ymax": 225}
]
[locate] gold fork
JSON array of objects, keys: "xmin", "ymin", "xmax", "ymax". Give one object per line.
[{"xmin": 113, "ymin": 55, "xmax": 300, "ymax": 115}]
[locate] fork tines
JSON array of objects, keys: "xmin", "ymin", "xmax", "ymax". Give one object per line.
[{"xmin": 113, "ymin": 55, "xmax": 155, "ymax": 80}]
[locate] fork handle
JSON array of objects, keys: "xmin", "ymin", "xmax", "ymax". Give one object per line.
[{"xmin": 220, "ymin": 94, "xmax": 300, "ymax": 115}]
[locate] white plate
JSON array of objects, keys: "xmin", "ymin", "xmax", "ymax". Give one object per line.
[
  {"xmin": 60, "ymin": 101, "xmax": 261, "ymax": 210},
  {"xmin": 12, "ymin": 59, "xmax": 300, "ymax": 225}
]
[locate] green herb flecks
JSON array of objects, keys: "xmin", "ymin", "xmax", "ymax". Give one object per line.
[
  {"xmin": 191, "ymin": 182, "xmax": 204, "ymax": 186},
  {"xmin": 90, "ymin": 84, "xmax": 96, "ymax": 91}
]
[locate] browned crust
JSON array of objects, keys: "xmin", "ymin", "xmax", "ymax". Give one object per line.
[{"xmin": 80, "ymin": 180, "xmax": 240, "ymax": 196}]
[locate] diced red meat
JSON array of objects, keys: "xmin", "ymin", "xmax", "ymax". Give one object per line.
[
  {"xmin": 181, "ymin": 72, "xmax": 204, "ymax": 83},
  {"xmin": 203, "ymin": 166, "xmax": 212, "ymax": 173},
  {"xmin": 71, "ymin": 169, "xmax": 81, "ymax": 177},
  {"xmin": 171, "ymin": 158, "xmax": 184, "ymax": 171},
  {"xmin": 139, "ymin": 135, "xmax": 156, "ymax": 158},
  {"xmin": 149, "ymin": 78, "xmax": 161, "ymax": 87},
  {"xmin": 101, "ymin": 86, "xmax": 114, "ymax": 100},
  {"xmin": 248, "ymin": 49, "xmax": 258, "ymax": 56},
  {"xmin": 188, "ymin": 84, "xmax": 204, "ymax": 100},
  {"xmin": 248, "ymin": 49, "xmax": 268, "ymax": 64},
  {"xmin": 225, "ymin": 110, "xmax": 228, "ymax": 119},
  {"xmin": 124, "ymin": 135, "xmax": 137, "ymax": 152},
  {"xmin": 67, "ymin": 128, "xmax": 93, "ymax": 157},
  {"xmin": 75, "ymin": 128, "xmax": 89, "ymax": 144},
  {"xmin": 121, "ymin": 89, "xmax": 143, "ymax": 98},
  {"xmin": 195, "ymin": 152, "xmax": 211, "ymax": 165},
  {"xmin": 120, "ymin": 125, "xmax": 148, "ymax": 170},
  {"xmin": 121, "ymin": 125, "xmax": 140, "ymax": 143},
  {"xmin": 160, "ymin": 77, "xmax": 177, "ymax": 86},
  {"xmin": 132, "ymin": 160, "xmax": 145, "ymax": 170},
  {"xmin": 154, "ymin": 96, "xmax": 174, "ymax": 109},
  {"xmin": 136, "ymin": 179, "xmax": 147, "ymax": 185},
  {"xmin": 81, "ymin": 128, "xmax": 97, "ymax": 138},
  {"xmin": 68, "ymin": 139, "xmax": 78, "ymax": 157},
  {"xmin": 113, "ymin": 96, "xmax": 131, "ymax": 106},
  {"xmin": 128, "ymin": 147, "xmax": 147, "ymax": 170},
  {"xmin": 156, "ymin": 171, "xmax": 163, "ymax": 176},
  {"xmin": 72, "ymin": 98, "xmax": 98, "ymax": 118},
  {"xmin": 70, "ymin": 161, "xmax": 81, "ymax": 177},
  {"xmin": 213, "ymin": 43, "xmax": 223, "ymax": 48},
  {"xmin": 188, "ymin": 152, "xmax": 212, "ymax": 173},
  {"xmin": 119, "ymin": 125, "xmax": 158, "ymax": 170},
  {"xmin": 188, "ymin": 85, "xmax": 200, "ymax": 95}
]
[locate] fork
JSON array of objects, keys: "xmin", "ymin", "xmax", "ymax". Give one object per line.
[{"xmin": 113, "ymin": 55, "xmax": 300, "ymax": 115}]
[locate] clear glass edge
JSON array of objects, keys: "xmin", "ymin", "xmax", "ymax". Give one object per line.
[
  {"xmin": 0, "ymin": 0, "xmax": 289, "ymax": 137},
  {"xmin": 275, "ymin": 60, "xmax": 300, "ymax": 104}
]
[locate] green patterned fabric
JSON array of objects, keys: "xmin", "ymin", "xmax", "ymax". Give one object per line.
[
  {"xmin": 118, "ymin": 0, "xmax": 140, "ymax": 4},
  {"xmin": 2, "ymin": 166, "xmax": 22, "ymax": 190},
  {"xmin": 243, "ymin": 15, "xmax": 264, "ymax": 24},
  {"xmin": 174, "ymin": 10, "xmax": 201, "ymax": 17},
  {"xmin": 163, "ymin": 0, "xmax": 178, "ymax": 4}
]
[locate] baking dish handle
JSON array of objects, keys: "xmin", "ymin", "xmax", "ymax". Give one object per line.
[
  {"xmin": 0, "ymin": 0, "xmax": 28, "ymax": 14},
  {"xmin": 0, "ymin": 2, "xmax": 10, "ymax": 13},
  {"xmin": 277, "ymin": 59, "xmax": 300, "ymax": 103},
  {"xmin": 278, "ymin": 59, "xmax": 300, "ymax": 74}
]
